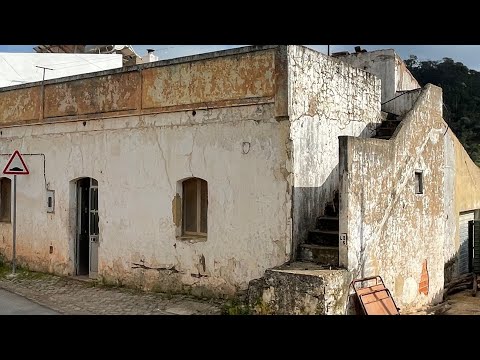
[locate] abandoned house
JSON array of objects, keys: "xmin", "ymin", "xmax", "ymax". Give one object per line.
[{"xmin": 0, "ymin": 45, "xmax": 478, "ymax": 314}]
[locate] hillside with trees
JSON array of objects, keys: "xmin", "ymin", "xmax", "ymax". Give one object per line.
[{"xmin": 405, "ymin": 56, "xmax": 480, "ymax": 165}]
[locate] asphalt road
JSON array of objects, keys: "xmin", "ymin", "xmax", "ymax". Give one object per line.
[{"xmin": 0, "ymin": 289, "xmax": 58, "ymax": 315}]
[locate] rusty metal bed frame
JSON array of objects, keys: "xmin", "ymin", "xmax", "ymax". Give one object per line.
[{"xmin": 352, "ymin": 276, "xmax": 400, "ymax": 315}]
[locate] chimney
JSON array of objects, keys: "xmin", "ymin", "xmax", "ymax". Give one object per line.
[
  {"xmin": 354, "ymin": 46, "xmax": 367, "ymax": 53},
  {"xmin": 141, "ymin": 48, "xmax": 159, "ymax": 64}
]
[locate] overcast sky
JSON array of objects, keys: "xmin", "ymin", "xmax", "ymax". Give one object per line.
[{"xmin": 2, "ymin": 45, "xmax": 480, "ymax": 70}]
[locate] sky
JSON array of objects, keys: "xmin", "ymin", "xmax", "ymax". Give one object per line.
[{"xmin": 1, "ymin": 45, "xmax": 480, "ymax": 70}]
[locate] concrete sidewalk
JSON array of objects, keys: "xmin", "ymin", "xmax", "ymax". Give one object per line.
[{"xmin": 0, "ymin": 269, "xmax": 224, "ymax": 315}]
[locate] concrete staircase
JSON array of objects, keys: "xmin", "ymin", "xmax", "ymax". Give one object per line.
[
  {"xmin": 247, "ymin": 112, "xmax": 408, "ymax": 315},
  {"xmin": 298, "ymin": 192, "xmax": 340, "ymax": 267},
  {"xmin": 373, "ymin": 111, "xmax": 401, "ymax": 140},
  {"xmin": 295, "ymin": 112, "xmax": 402, "ymax": 267}
]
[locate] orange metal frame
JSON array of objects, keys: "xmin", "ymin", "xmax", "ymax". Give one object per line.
[{"xmin": 352, "ymin": 276, "xmax": 400, "ymax": 315}]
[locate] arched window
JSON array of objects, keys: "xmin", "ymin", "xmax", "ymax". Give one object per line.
[
  {"xmin": 0, "ymin": 178, "xmax": 11, "ymax": 223},
  {"xmin": 182, "ymin": 178, "xmax": 208, "ymax": 236}
]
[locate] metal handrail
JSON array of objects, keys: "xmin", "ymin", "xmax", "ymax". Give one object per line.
[{"xmin": 381, "ymin": 88, "xmax": 421, "ymax": 106}]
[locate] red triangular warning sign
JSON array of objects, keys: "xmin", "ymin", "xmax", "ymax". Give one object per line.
[{"xmin": 3, "ymin": 150, "xmax": 29, "ymax": 175}]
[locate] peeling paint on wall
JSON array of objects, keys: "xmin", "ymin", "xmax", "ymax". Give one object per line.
[
  {"xmin": 142, "ymin": 50, "xmax": 275, "ymax": 110},
  {"xmin": 339, "ymin": 50, "xmax": 420, "ymax": 104},
  {"xmin": 339, "ymin": 84, "xmax": 446, "ymax": 311},
  {"xmin": 0, "ymin": 47, "xmax": 277, "ymax": 127},
  {"xmin": 0, "ymin": 102, "xmax": 292, "ymax": 296},
  {"xmin": 0, "ymin": 86, "xmax": 41, "ymax": 124},
  {"xmin": 2, "ymin": 45, "xmax": 478, "ymax": 305},
  {"xmin": 288, "ymin": 46, "xmax": 382, "ymax": 251},
  {"xmin": 44, "ymin": 72, "xmax": 139, "ymax": 118}
]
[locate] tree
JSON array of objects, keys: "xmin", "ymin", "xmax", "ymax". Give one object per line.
[{"xmin": 406, "ymin": 56, "xmax": 480, "ymax": 165}]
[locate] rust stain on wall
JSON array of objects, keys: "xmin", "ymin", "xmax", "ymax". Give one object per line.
[
  {"xmin": 419, "ymin": 260, "xmax": 429, "ymax": 295},
  {"xmin": 0, "ymin": 87, "xmax": 41, "ymax": 124},
  {"xmin": 142, "ymin": 50, "xmax": 275, "ymax": 109},
  {"xmin": 44, "ymin": 72, "xmax": 139, "ymax": 118}
]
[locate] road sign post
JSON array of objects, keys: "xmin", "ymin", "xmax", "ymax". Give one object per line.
[
  {"xmin": 2, "ymin": 150, "xmax": 29, "ymax": 275},
  {"xmin": 12, "ymin": 175, "xmax": 16, "ymax": 274}
]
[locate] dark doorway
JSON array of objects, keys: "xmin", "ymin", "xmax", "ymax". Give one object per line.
[
  {"xmin": 75, "ymin": 178, "xmax": 99, "ymax": 278},
  {"xmin": 76, "ymin": 178, "xmax": 90, "ymax": 276}
]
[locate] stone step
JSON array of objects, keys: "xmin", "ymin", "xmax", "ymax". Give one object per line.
[
  {"xmin": 380, "ymin": 119, "xmax": 401, "ymax": 128},
  {"xmin": 298, "ymin": 244, "xmax": 339, "ymax": 266},
  {"xmin": 375, "ymin": 127, "xmax": 396, "ymax": 137},
  {"xmin": 315, "ymin": 216, "xmax": 339, "ymax": 231},
  {"xmin": 324, "ymin": 203, "xmax": 338, "ymax": 217},
  {"xmin": 385, "ymin": 112, "xmax": 399, "ymax": 121},
  {"xmin": 308, "ymin": 229, "xmax": 339, "ymax": 246},
  {"xmin": 247, "ymin": 262, "xmax": 351, "ymax": 315}
]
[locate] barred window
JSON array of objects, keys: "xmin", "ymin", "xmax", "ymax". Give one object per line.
[{"xmin": 182, "ymin": 178, "xmax": 207, "ymax": 236}]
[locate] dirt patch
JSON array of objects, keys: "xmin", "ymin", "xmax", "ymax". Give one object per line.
[{"xmin": 444, "ymin": 290, "xmax": 480, "ymax": 315}]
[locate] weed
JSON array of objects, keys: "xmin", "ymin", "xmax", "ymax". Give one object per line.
[{"xmin": 222, "ymin": 298, "xmax": 251, "ymax": 315}]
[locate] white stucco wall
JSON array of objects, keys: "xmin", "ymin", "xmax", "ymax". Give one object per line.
[
  {"xmin": 339, "ymin": 85, "xmax": 447, "ymax": 311},
  {"xmin": 395, "ymin": 54, "xmax": 421, "ymax": 92},
  {"xmin": 0, "ymin": 103, "xmax": 292, "ymax": 296},
  {"xmin": 0, "ymin": 53, "xmax": 122, "ymax": 87},
  {"xmin": 287, "ymin": 46, "xmax": 382, "ymax": 249},
  {"xmin": 339, "ymin": 50, "xmax": 420, "ymax": 105},
  {"xmin": 443, "ymin": 129, "xmax": 457, "ymax": 281}
]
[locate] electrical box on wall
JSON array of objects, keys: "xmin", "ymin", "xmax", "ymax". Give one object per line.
[
  {"xmin": 340, "ymin": 233, "xmax": 347, "ymax": 246},
  {"xmin": 46, "ymin": 190, "xmax": 55, "ymax": 213}
]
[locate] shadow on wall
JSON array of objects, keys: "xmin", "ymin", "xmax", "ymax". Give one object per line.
[
  {"xmin": 292, "ymin": 123, "xmax": 380, "ymax": 256},
  {"xmin": 445, "ymin": 245, "xmax": 470, "ymax": 286},
  {"xmin": 292, "ymin": 164, "xmax": 338, "ymax": 253}
]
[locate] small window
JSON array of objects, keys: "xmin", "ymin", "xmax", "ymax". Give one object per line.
[
  {"xmin": 415, "ymin": 171, "xmax": 423, "ymax": 194},
  {"xmin": 0, "ymin": 178, "xmax": 11, "ymax": 222},
  {"xmin": 183, "ymin": 178, "xmax": 208, "ymax": 236}
]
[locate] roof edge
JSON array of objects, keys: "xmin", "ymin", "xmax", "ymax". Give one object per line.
[{"xmin": 0, "ymin": 45, "xmax": 280, "ymax": 93}]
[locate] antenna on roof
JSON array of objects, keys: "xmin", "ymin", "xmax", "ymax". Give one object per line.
[
  {"xmin": 36, "ymin": 65, "xmax": 54, "ymax": 120},
  {"xmin": 35, "ymin": 66, "xmax": 54, "ymax": 82}
]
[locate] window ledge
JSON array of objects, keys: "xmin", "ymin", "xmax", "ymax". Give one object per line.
[{"xmin": 176, "ymin": 235, "xmax": 207, "ymax": 243}]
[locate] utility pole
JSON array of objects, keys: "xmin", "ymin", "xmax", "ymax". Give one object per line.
[
  {"xmin": 36, "ymin": 66, "xmax": 53, "ymax": 120},
  {"xmin": 12, "ymin": 174, "xmax": 16, "ymax": 274},
  {"xmin": 328, "ymin": 45, "xmax": 330, "ymax": 56}
]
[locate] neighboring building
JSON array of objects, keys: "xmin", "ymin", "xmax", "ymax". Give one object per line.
[
  {"xmin": 82, "ymin": 45, "xmax": 143, "ymax": 66},
  {"xmin": 35, "ymin": 45, "xmax": 158, "ymax": 66},
  {"xmin": 0, "ymin": 45, "xmax": 159, "ymax": 88},
  {"xmin": 0, "ymin": 52, "xmax": 122, "ymax": 87},
  {"xmin": 33, "ymin": 45, "xmax": 86, "ymax": 53},
  {"xmin": 0, "ymin": 45, "xmax": 478, "ymax": 314},
  {"xmin": 35, "ymin": 45, "xmax": 143, "ymax": 66}
]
